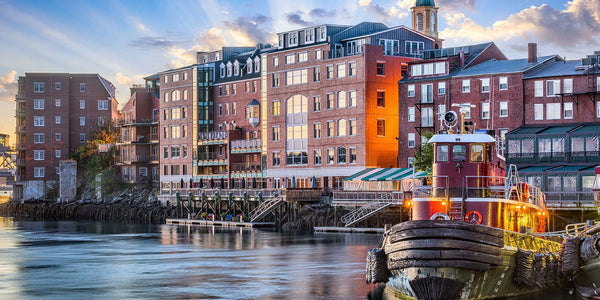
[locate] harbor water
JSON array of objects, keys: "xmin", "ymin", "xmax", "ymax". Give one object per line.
[{"xmin": 0, "ymin": 217, "xmax": 577, "ymax": 299}]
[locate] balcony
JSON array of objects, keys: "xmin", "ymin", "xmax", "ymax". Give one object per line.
[
  {"xmin": 194, "ymin": 152, "xmax": 227, "ymax": 166},
  {"xmin": 16, "ymin": 108, "xmax": 25, "ymax": 117},
  {"xmin": 117, "ymin": 118, "xmax": 154, "ymax": 127},
  {"xmin": 198, "ymin": 131, "xmax": 228, "ymax": 145},
  {"xmin": 16, "ymin": 126, "xmax": 25, "ymax": 134},
  {"xmin": 16, "ymin": 93, "xmax": 26, "ymax": 102},
  {"xmin": 149, "ymin": 134, "xmax": 159, "ymax": 142},
  {"xmin": 230, "ymin": 163, "xmax": 262, "ymax": 173},
  {"xmin": 230, "ymin": 139, "xmax": 261, "ymax": 153}
]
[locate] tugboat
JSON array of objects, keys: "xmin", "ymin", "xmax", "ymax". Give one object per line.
[{"xmin": 366, "ymin": 106, "xmax": 562, "ymax": 300}]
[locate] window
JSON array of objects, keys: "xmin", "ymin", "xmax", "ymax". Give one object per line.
[
  {"xmin": 535, "ymin": 103, "xmax": 544, "ymax": 120},
  {"xmin": 232, "ymin": 84, "xmax": 237, "ymax": 95},
  {"xmin": 313, "ymin": 96, "xmax": 321, "ymax": 112},
  {"xmin": 181, "ymin": 125, "xmax": 187, "ymax": 138},
  {"xmin": 452, "ymin": 145, "xmax": 466, "ymax": 161},
  {"xmin": 171, "ymin": 107, "xmax": 181, "ymax": 119},
  {"xmin": 272, "ymin": 73, "xmax": 281, "ymax": 87},
  {"xmin": 349, "ymin": 119, "xmax": 356, "ymax": 136},
  {"xmin": 34, "ymin": 116, "xmax": 44, "ymax": 126},
  {"xmin": 326, "ymin": 65, "xmax": 334, "ymax": 79},
  {"xmin": 55, "ymin": 82, "xmax": 61, "ymax": 90},
  {"xmin": 313, "ymin": 123, "xmax": 321, "ymax": 139},
  {"xmin": 218, "ymin": 104, "xmax": 222, "ymax": 117},
  {"xmin": 597, "ymin": 102, "xmax": 600, "ymax": 118},
  {"xmin": 337, "ymin": 147, "xmax": 347, "ymax": 164},
  {"xmin": 337, "ymin": 64, "xmax": 346, "ymax": 78},
  {"xmin": 55, "ymin": 150, "xmax": 61, "ymax": 158},
  {"xmin": 80, "ymin": 133, "xmax": 86, "ymax": 143},
  {"xmin": 171, "ymin": 146, "xmax": 180, "ymax": 158},
  {"xmin": 546, "ymin": 103, "xmax": 561, "ymax": 120},
  {"xmin": 411, "ymin": 65, "xmax": 422, "ymax": 76},
  {"xmin": 288, "ymin": 31, "xmax": 298, "ymax": 46},
  {"xmin": 499, "ymin": 77, "xmax": 508, "ymax": 90},
  {"xmin": 79, "ymin": 117, "xmax": 85, "ymax": 126},
  {"xmin": 286, "ymin": 54, "xmax": 295, "ymax": 64},
  {"xmin": 314, "ymin": 149, "xmax": 322, "ymax": 165},
  {"xmin": 98, "ymin": 100, "xmax": 109, "ymax": 110},
  {"xmin": 327, "ymin": 121, "xmax": 334, "ymax": 137},
  {"xmin": 171, "ymin": 126, "xmax": 181, "ymax": 138},
  {"xmin": 33, "ymin": 167, "xmax": 45, "ymax": 178},
  {"xmin": 421, "ymin": 107, "xmax": 434, "ymax": 127},
  {"xmin": 408, "ymin": 133, "xmax": 416, "ymax": 148},
  {"xmin": 408, "ymin": 107, "xmax": 415, "ymax": 122},
  {"xmin": 80, "ymin": 83, "xmax": 86, "ymax": 92},
  {"xmin": 313, "ymin": 66, "xmax": 320, "ymax": 82},
  {"xmin": 98, "ymin": 117, "xmax": 105, "ymax": 126},
  {"xmin": 438, "ymin": 82, "xmax": 446, "ymax": 95},
  {"xmin": 349, "ymin": 62, "xmax": 356, "ymax": 76},
  {"xmin": 34, "ymin": 82, "xmax": 45, "ymax": 93},
  {"xmin": 55, "ymin": 99, "xmax": 61, "ymax": 107},
  {"xmin": 272, "ymin": 152, "xmax": 281, "ymax": 166},
  {"xmin": 407, "ymin": 85, "xmax": 415, "ymax": 97},
  {"xmin": 376, "ymin": 119, "xmax": 385, "ymax": 136},
  {"xmin": 273, "ymin": 56, "xmax": 279, "ymax": 67},
  {"xmin": 379, "ymin": 39, "xmax": 399, "ymax": 55},
  {"xmin": 349, "ymin": 147, "xmax": 357, "ymax": 163},
  {"xmin": 55, "ymin": 116, "xmax": 61, "ymax": 124},
  {"xmin": 436, "ymin": 145, "xmax": 448, "ymax": 162},
  {"xmin": 438, "ymin": 104, "xmax": 446, "ymax": 120},
  {"xmin": 337, "ymin": 119, "xmax": 346, "ymax": 136},
  {"xmin": 434, "ymin": 62, "xmax": 445, "ymax": 74},
  {"xmin": 285, "ymin": 95, "xmax": 308, "ymax": 165},
  {"xmin": 34, "ymin": 99, "xmax": 44, "ymax": 110},
  {"xmin": 272, "ymin": 126, "xmax": 280, "ymax": 141},
  {"xmin": 423, "ymin": 63, "xmax": 433, "ymax": 75},
  {"xmin": 481, "ymin": 102, "xmax": 490, "ymax": 119},
  {"xmin": 163, "ymin": 147, "xmax": 168, "ymax": 159},
  {"xmin": 54, "ymin": 132, "xmax": 60, "ymax": 141},
  {"xmin": 564, "ymin": 78, "xmax": 573, "ymax": 94},
  {"xmin": 462, "ymin": 80, "xmax": 470, "ymax": 93},
  {"xmin": 376, "ymin": 63, "xmax": 385, "ymax": 75},
  {"xmin": 377, "ymin": 91, "xmax": 385, "ymax": 107},
  {"xmin": 481, "ymin": 78, "xmax": 490, "ymax": 92},
  {"xmin": 327, "ymin": 148, "xmax": 335, "ymax": 164},
  {"xmin": 34, "ymin": 150, "xmax": 44, "ymax": 161},
  {"xmin": 315, "ymin": 50, "xmax": 322, "ymax": 60},
  {"xmin": 564, "ymin": 102, "xmax": 573, "ymax": 119},
  {"xmin": 272, "ymin": 100, "xmax": 280, "ymax": 116},
  {"xmin": 298, "ymin": 52, "xmax": 308, "ymax": 62},
  {"xmin": 327, "ymin": 93, "xmax": 334, "ymax": 109},
  {"xmin": 349, "ymin": 90, "xmax": 356, "ymax": 107},
  {"xmin": 499, "ymin": 101, "xmax": 508, "ymax": 117},
  {"xmin": 470, "ymin": 144, "xmax": 484, "ymax": 162},
  {"xmin": 421, "ymin": 84, "xmax": 433, "ymax": 103},
  {"xmin": 255, "ymin": 57, "xmax": 260, "ymax": 72},
  {"xmin": 546, "ymin": 80, "xmax": 561, "ymax": 96},
  {"xmin": 225, "ymin": 85, "xmax": 229, "ymax": 96},
  {"xmin": 34, "ymin": 133, "xmax": 45, "ymax": 143},
  {"xmin": 285, "ymin": 69, "xmax": 308, "ymax": 85},
  {"xmin": 405, "ymin": 41, "xmax": 424, "ymax": 55},
  {"xmin": 337, "ymin": 91, "xmax": 346, "ymax": 108}
]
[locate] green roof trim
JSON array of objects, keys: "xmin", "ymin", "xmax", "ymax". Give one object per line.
[
  {"xmin": 538, "ymin": 126, "xmax": 578, "ymax": 134},
  {"xmin": 571, "ymin": 124, "xmax": 600, "ymax": 134},
  {"xmin": 518, "ymin": 166, "xmax": 554, "ymax": 173}
]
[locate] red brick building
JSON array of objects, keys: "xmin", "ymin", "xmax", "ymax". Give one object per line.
[
  {"xmin": 116, "ymin": 75, "xmax": 160, "ymax": 185},
  {"xmin": 14, "ymin": 73, "xmax": 118, "ymax": 200}
]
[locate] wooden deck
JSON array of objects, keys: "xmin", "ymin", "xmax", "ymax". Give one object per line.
[
  {"xmin": 166, "ymin": 218, "xmax": 274, "ymax": 228},
  {"xmin": 314, "ymin": 226, "xmax": 384, "ymax": 233}
]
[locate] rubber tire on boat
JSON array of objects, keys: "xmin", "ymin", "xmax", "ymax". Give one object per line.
[{"xmin": 430, "ymin": 212, "xmax": 450, "ymax": 220}]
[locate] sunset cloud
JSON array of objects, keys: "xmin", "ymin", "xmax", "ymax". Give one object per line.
[{"xmin": 0, "ymin": 70, "xmax": 17, "ymax": 102}]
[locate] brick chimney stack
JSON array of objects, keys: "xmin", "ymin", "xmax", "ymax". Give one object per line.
[{"xmin": 528, "ymin": 43, "xmax": 537, "ymax": 63}]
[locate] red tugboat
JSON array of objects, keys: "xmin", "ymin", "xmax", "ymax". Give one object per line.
[{"xmin": 366, "ymin": 107, "xmax": 562, "ymax": 300}]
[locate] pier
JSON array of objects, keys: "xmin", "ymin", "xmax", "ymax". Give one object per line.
[{"xmin": 166, "ymin": 218, "xmax": 274, "ymax": 228}]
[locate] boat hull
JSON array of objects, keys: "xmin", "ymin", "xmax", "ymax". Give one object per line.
[{"xmin": 379, "ymin": 220, "xmax": 561, "ymax": 300}]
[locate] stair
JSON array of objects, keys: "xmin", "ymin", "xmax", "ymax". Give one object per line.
[
  {"xmin": 340, "ymin": 193, "xmax": 395, "ymax": 227},
  {"xmin": 249, "ymin": 195, "xmax": 284, "ymax": 222},
  {"xmin": 448, "ymin": 199, "xmax": 463, "ymax": 221}
]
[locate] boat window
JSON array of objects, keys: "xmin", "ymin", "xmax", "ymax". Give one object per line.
[
  {"xmin": 470, "ymin": 144, "xmax": 484, "ymax": 162},
  {"xmin": 452, "ymin": 145, "xmax": 466, "ymax": 161},
  {"xmin": 436, "ymin": 145, "xmax": 448, "ymax": 162}
]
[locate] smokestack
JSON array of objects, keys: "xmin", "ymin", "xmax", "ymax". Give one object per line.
[
  {"xmin": 459, "ymin": 50, "xmax": 465, "ymax": 67},
  {"xmin": 528, "ymin": 43, "xmax": 537, "ymax": 63}
]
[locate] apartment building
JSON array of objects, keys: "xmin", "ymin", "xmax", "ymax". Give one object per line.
[
  {"xmin": 14, "ymin": 73, "xmax": 118, "ymax": 200},
  {"xmin": 116, "ymin": 75, "xmax": 160, "ymax": 185}
]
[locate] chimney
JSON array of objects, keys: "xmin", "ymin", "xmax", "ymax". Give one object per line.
[
  {"xmin": 459, "ymin": 50, "xmax": 465, "ymax": 67},
  {"xmin": 528, "ymin": 43, "xmax": 537, "ymax": 63}
]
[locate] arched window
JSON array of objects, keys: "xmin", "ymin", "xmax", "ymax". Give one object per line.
[
  {"xmin": 171, "ymin": 90, "xmax": 180, "ymax": 101},
  {"xmin": 220, "ymin": 63, "xmax": 225, "ymax": 78},
  {"xmin": 417, "ymin": 13, "xmax": 424, "ymax": 31}
]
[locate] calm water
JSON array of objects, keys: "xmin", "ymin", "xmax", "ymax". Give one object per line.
[{"xmin": 0, "ymin": 217, "xmax": 385, "ymax": 299}]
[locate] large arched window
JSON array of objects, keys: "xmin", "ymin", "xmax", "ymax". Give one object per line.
[
  {"xmin": 171, "ymin": 90, "xmax": 180, "ymax": 101},
  {"xmin": 286, "ymin": 95, "xmax": 308, "ymax": 165},
  {"xmin": 417, "ymin": 13, "xmax": 424, "ymax": 31}
]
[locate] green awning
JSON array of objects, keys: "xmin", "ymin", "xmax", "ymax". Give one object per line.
[
  {"xmin": 343, "ymin": 168, "xmax": 377, "ymax": 181},
  {"xmin": 344, "ymin": 168, "xmax": 429, "ymax": 181},
  {"xmin": 508, "ymin": 127, "xmax": 546, "ymax": 136},
  {"xmin": 361, "ymin": 168, "xmax": 397, "ymax": 181},
  {"xmin": 518, "ymin": 166, "xmax": 554, "ymax": 173},
  {"xmin": 547, "ymin": 165, "xmax": 595, "ymax": 172},
  {"xmin": 571, "ymin": 124, "xmax": 600, "ymax": 134},
  {"xmin": 538, "ymin": 126, "xmax": 578, "ymax": 134}
]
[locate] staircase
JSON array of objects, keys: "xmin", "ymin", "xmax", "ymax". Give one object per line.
[
  {"xmin": 250, "ymin": 194, "xmax": 284, "ymax": 222},
  {"xmin": 340, "ymin": 193, "xmax": 396, "ymax": 227},
  {"xmin": 448, "ymin": 199, "xmax": 463, "ymax": 221}
]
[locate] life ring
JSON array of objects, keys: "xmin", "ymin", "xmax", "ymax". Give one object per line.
[
  {"xmin": 430, "ymin": 212, "xmax": 450, "ymax": 220},
  {"xmin": 465, "ymin": 211, "xmax": 483, "ymax": 224}
]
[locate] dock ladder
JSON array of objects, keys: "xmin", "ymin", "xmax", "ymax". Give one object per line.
[
  {"xmin": 340, "ymin": 193, "xmax": 396, "ymax": 227},
  {"xmin": 448, "ymin": 199, "xmax": 463, "ymax": 221},
  {"xmin": 249, "ymin": 192, "xmax": 284, "ymax": 222}
]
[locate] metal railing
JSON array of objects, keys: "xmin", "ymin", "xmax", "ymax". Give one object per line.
[
  {"xmin": 250, "ymin": 191, "xmax": 284, "ymax": 222},
  {"xmin": 231, "ymin": 139, "xmax": 261, "ymax": 149},
  {"xmin": 332, "ymin": 191, "xmax": 403, "ymax": 206},
  {"xmin": 340, "ymin": 193, "xmax": 396, "ymax": 227},
  {"xmin": 230, "ymin": 163, "xmax": 261, "ymax": 172},
  {"xmin": 199, "ymin": 131, "xmax": 228, "ymax": 140},
  {"xmin": 412, "ymin": 176, "xmax": 449, "ymax": 198},
  {"xmin": 195, "ymin": 152, "xmax": 223, "ymax": 161}
]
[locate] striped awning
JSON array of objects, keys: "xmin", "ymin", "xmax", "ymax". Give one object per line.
[{"xmin": 344, "ymin": 168, "xmax": 428, "ymax": 181}]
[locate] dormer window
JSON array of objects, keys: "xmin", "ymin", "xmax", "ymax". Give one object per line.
[
  {"xmin": 254, "ymin": 57, "xmax": 260, "ymax": 72},
  {"xmin": 220, "ymin": 63, "xmax": 225, "ymax": 78},
  {"xmin": 278, "ymin": 34, "xmax": 284, "ymax": 48},
  {"xmin": 234, "ymin": 61, "xmax": 240, "ymax": 76},
  {"xmin": 305, "ymin": 29, "xmax": 314, "ymax": 43},
  {"xmin": 288, "ymin": 32, "xmax": 298, "ymax": 46},
  {"xmin": 319, "ymin": 26, "xmax": 326, "ymax": 41},
  {"xmin": 247, "ymin": 58, "xmax": 253, "ymax": 74},
  {"xmin": 226, "ymin": 62, "xmax": 232, "ymax": 77}
]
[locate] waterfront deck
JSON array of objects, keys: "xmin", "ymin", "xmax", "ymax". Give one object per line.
[
  {"xmin": 314, "ymin": 226, "xmax": 384, "ymax": 233},
  {"xmin": 166, "ymin": 218, "xmax": 274, "ymax": 228}
]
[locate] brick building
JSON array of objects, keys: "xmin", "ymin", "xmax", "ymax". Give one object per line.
[
  {"xmin": 14, "ymin": 73, "xmax": 118, "ymax": 200},
  {"xmin": 115, "ymin": 75, "xmax": 160, "ymax": 185}
]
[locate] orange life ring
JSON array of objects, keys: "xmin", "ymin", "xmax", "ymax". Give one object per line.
[
  {"xmin": 465, "ymin": 211, "xmax": 483, "ymax": 224},
  {"xmin": 430, "ymin": 213, "xmax": 450, "ymax": 220}
]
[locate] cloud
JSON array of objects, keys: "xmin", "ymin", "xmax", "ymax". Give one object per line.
[
  {"xmin": 440, "ymin": 0, "xmax": 600, "ymax": 55},
  {"xmin": 357, "ymin": 0, "xmax": 413, "ymax": 21},
  {"xmin": 287, "ymin": 12, "xmax": 313, "ymax": 26},
  {"xmin": 359, "ymin": 0, "xmax": 372, "ymax": 6},
  {"xmin": 136, "ymin": 23, "xmax": 150, "ymax": 32},
  {"xmin": 436, "ymin": 0, "xmax": 477, "ymax": 11},
  {"xmin": 0, "ymin": 70, "xmax": 17, "ymax": 101},
  {"xmin": 129, "ymin": 36, "xmax": 178, "ymax": 48},
  {"xmin": 309, "ymin": 8, "xmax": 335, "ymax": 18},
  {"xmin": 115, "ymin": 72, "xmax": 133, "ymax": 86}
]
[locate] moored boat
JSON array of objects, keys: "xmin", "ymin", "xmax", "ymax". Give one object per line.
[{"xmin": 366, "ymin": 109, "xmax": 562, "ymax": 300}]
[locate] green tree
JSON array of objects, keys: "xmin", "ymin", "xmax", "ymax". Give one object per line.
[{"xmin": 413, "ymin": 132, "xmax": 434, "ymax": 172}]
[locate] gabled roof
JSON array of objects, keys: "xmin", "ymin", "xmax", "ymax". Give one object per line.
[
  {"xmin": 247, "ymin": 99, "xmax": 260, "ymax": 106},
  {"xmin": 523, "ymin": 59, "xmax": 599, "ymax": 79},
  {"xmin": 454, "ymin": 55, "xmax": 557, "ymax": 77},
  {"xmin": 97, "ymin": 75, "xmax": 115, "ymax": 99},
  {"xmin": 340, "ymin": 25, "xmax": 435, "ymax": 42}
]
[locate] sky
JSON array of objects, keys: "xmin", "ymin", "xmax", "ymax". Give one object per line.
[{"xmin": 1, "ymin": 0, "xmax": 599, "ymax": 143}]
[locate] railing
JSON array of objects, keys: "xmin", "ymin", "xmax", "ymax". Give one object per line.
[
  {"xmin": 16, "ymin": 126, "xmax": 25, "ymax": 133},
  {"xmin": 117, "ymin": 118, "xmax": 154, "ymax": 126},
  {"xmin": 332, "ymin": 191, "xmax": 403, "ymax": 206},
  {"xmin": 195, "ymin": 152, "xmax": 222, "ymax": 161},
  {"xmin": 230, "ymin": 163, "xmax": 261, "ymax": 173},
  {"xmin": 149, "ymin": 134, "xmax": 159, "ymax": 141},
  {"xmin": 231, "ymin": 139, "xmax": 261, "ymax": 149},
  {"xmin": 250, "ymin": 191, "xmax": 284, "ymax": 222},
  {"xmin": 545, "ymin": 191, "xmax": 595, "ymax": 209},
  {"xmin": 506, "ymin": 151, "xmax": 598, "ymax": 163},
  {"xmin": 412, "ymin": 176, "xmax": 449, "ymax": 198},
  {"xmin": 199, "ymin": 131, "xmax": 228, "ymax": 140},
  {"xmin": 340, "ymin": 193, "xmax": 397, "ymax": 227}
]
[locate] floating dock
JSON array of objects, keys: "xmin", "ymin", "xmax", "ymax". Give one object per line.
[
  {"xmin": 166, "ymin": 218, "xmax": 274, "ymax": 228},
  {"xmin": 314, "ymin": 227, "xmax": 384, "ymax": 233}
]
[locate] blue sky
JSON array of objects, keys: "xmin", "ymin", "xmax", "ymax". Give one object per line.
[{"xmin": 1, "ymin": 0, "xmax": 599, "ymax": 139}]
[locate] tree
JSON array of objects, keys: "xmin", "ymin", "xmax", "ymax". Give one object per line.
[{"xmin": 413, "ymin": 132, "xmax": 434, "ymax": 173}]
